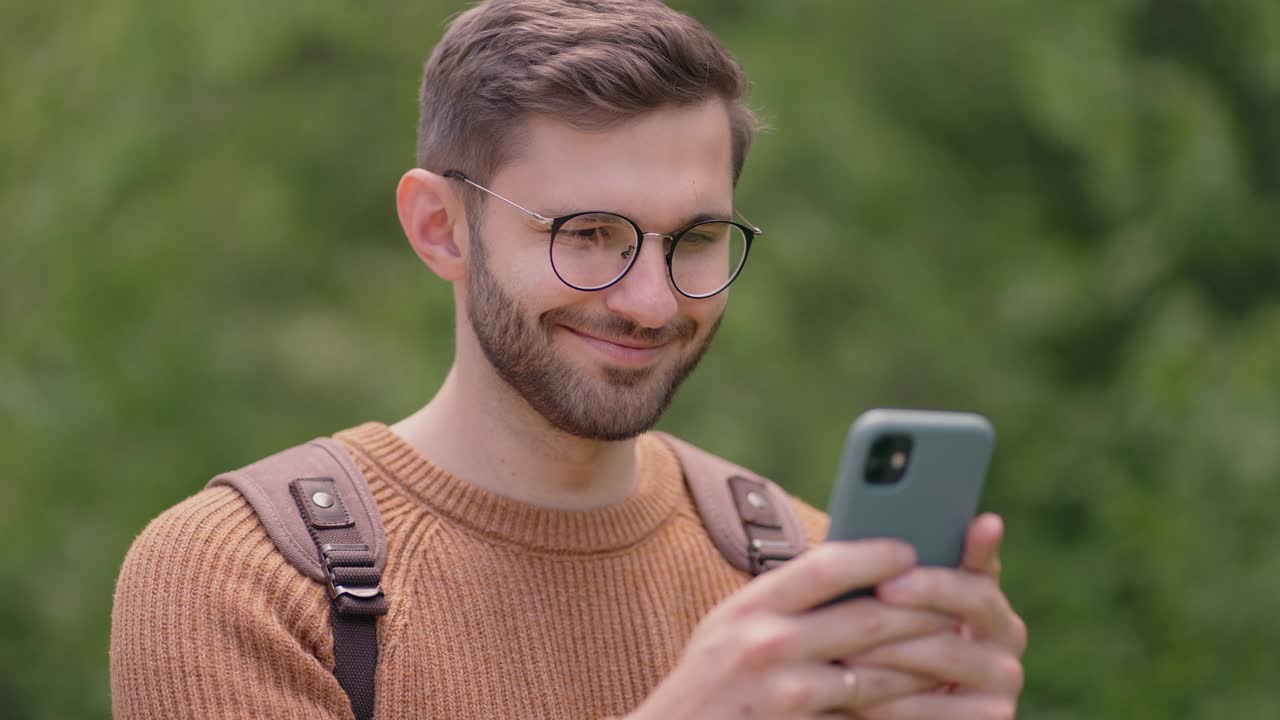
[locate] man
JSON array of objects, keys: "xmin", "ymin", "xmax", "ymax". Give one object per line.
[{"xmin": 111, "ymin": 1, "xmax": 1026, "ymax": 718}]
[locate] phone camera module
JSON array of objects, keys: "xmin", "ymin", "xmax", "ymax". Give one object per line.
[{"xmin": 865, "ymin": 435, "xmax": 913, "ymax": 485}]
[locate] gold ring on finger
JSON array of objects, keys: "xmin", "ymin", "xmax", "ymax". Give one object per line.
[{"xmin": 842, "ymin": 667, "xmax": 859, "ymax": 706}]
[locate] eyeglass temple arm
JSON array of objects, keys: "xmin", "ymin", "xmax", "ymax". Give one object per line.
[
  {"xmin": 447, "ymin": 169, "xmax": 761, "ymax": 236},
  {"xmin": 735, "ymin": 208, "xmax": 763, "ymax": 235},
  {"xmin": 442, "ymin": 170, "xmax": 554, "ymax": 227}
]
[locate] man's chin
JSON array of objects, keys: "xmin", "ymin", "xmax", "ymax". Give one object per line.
[
  {"xmin": 554, "ymin": 401, "xmax": 669, "ymax": 442},
  {"xmin": 543, "ymin": 370, "xmax": 675, "ymax": 440},
  {"xmin": 599, "ymin": 364, "xmax": 659, "ymax": 387}
]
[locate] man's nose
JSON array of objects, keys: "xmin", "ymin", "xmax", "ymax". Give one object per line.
[{"xmin": 603, "ymin": 233, "xmax": 679, "ymax": 330}]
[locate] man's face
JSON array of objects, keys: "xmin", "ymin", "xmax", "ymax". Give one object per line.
[{"xmin": 462, "ymin": 100, "xmax": 735, "ymax": 440}]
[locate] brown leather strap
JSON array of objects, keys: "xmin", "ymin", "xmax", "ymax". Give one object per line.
[
  {"xmin": 208, "ymin": 441, "xmax": 388, "ymax": 720},
  {"xmin": 208, "ymin": 438, "xmax": 387, "ymax": 581},
  {"xmin": 653, "ymin": 432, "xmax": 808, "ymax": 574},
  {"xmin": 290, "ymin": 478, "xmax": 386, "ymax": 720}
]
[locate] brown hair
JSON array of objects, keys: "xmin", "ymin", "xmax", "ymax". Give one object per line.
[{"xmin": 416, "ymin": 0, "xmax": 760, "ymax": 190}]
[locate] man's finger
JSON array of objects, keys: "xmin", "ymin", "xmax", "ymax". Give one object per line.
[
  {"xmin": 727, "ymin": 540, "xmax": 917, "ymax": 616},
  {"xmin": 876, "ymin": 567, "xmax": 1022, "ymax": 650},
  {"xmin": 810, "ymin": 663, "xmax": 937, "ymax": 712},
  {"xmin": 960, "ymin": 513, "xmax": 1003, "ymax": 579},
  {"xmin": 857, "ymin": 691, "xmax": 1019, "ymax": 720},
  {"xmin": 852, "ymin": 632, "xmax": 1024, "ymax": 695},
  {"xmin": 790, "ymin": 598, "xmax": 954, "ymax": 660}
]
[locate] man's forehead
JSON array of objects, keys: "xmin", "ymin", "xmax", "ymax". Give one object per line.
[{"xmin": 493, "ymin": 101, "xmax": 735, "ymax": 218}]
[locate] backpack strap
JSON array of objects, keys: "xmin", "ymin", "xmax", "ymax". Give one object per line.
[
  {"xmin": 653, "ymin": 432, "xmax": 808, "ymax": 575},
  {"xmin": 207, "ymin": 437, "xmax": 387, "ymax": 720}
]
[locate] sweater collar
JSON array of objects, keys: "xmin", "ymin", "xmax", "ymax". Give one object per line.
[{"xmin": 335, "ymin": 422, "xmax": 684, "ymax": 554}]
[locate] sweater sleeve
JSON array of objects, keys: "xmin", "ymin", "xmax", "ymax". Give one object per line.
[{"xmin": 110, "ymin": 485, "xmax": 355, "ymax": 720}]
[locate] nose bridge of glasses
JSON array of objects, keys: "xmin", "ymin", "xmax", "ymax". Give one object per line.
[
  {"xmin": 617, "ymin": 231, "xmax": 677, "ymax": 299},
  {"xmin": 633, "ymin": 232, "xmax": 675, "ymax": 266},
  {"xmin": 640, "ymin": 231, "xmax": 676, "ymax": 254}
]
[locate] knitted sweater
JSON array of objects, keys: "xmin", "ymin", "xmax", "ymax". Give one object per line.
[{"xmin": 110, "ymin": 422, "xmax": 829, "ymax": 719}]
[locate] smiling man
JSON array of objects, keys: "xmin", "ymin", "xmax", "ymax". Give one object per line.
[
  {"xmin": 110, "ymin": 2, "xmax": 1026, "ymax": 719},
  {"xmin": 399, "ymin": 103, "xmax": 740, "ymax": 509}
]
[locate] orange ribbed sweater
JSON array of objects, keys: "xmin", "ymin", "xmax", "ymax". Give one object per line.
[{"xmin": 110, "ymin": 423, "xmax": 828, "ymax": 719}]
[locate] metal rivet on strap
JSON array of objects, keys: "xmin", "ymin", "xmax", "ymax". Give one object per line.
[
  {"xmin": 312, "ymin": 491, "xmax": 335, "ymax": 509},
  {"xmin": 745, "ymin": 490, "xmax": 769, "ymax": 510}
]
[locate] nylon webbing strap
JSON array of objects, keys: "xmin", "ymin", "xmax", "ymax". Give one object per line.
[{"xmin": 290, "ymin": 477, "xmax": 388, "ymax": 720}]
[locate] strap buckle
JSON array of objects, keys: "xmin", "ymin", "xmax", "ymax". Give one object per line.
[
  {"xmin": 731, "ymin": 475, "xmax": 801, "ymax": 574},
  {"xmin": 320, "ymin": 543, "xmax": 386, "ymax": 603},
  {"xmin": 332, "ymin": 585, "xmax": 383, "ymax": 600},
  {"xmin": 747, "ymin": 536, "xmax": 798, "ymax": 574}
]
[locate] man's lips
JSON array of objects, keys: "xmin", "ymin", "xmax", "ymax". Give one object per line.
[{"xmin": 560, "ymin": 325, "xmax": 669, "ymax": 366}]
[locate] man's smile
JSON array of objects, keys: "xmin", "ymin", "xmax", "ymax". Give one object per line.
[{"xmin": 559, "ymin": 324, "xmax": 669, "ymax": 367}]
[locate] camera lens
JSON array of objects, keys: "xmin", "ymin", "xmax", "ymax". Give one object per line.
[{"xmin": 865, "ymin": 435, "xmax": 913, "ymax": 485}]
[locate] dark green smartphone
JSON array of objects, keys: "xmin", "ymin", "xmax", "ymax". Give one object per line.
[{"xmin": 823, "ymin": 408, "xmax": 996, "ymax": 602}]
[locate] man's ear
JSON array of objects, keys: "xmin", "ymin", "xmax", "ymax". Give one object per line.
[{"xmin": 396, "ymin": 168, "xmax": 468, "ymax": 282}]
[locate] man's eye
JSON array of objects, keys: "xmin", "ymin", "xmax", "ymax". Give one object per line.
[{"xmin": 566, "ymin": 227, "xmax": 606, "ymax": 240}]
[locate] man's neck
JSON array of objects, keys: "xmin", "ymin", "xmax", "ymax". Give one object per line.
[{"xmin": 390, "ymin": 364, "xmax": 640, "ymax": 511}]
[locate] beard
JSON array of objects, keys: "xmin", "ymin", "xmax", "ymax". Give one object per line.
[{"xmin": 465, "ymin": 234, "xmax": 722, "ymax": 441}]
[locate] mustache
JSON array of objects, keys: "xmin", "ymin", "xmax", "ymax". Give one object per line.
[{"xmin": 543, "ymin": 307, "xmax": 697, "ymax": 346}]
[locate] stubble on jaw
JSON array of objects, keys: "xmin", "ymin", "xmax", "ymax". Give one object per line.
[{"xmin": 465, "ymin": 234, "xmax": 722, "ymax": 441}]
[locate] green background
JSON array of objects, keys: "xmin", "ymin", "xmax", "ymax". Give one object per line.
[{"xmin": 4, "ymin": 1, "xmax": 1279, "ymax": 717}]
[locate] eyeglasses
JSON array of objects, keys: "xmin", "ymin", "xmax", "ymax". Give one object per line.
[{"xmin": 444, "ymin": 170, "xmax": 761, "ymax": 299}]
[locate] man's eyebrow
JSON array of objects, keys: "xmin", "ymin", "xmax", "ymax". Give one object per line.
[
  {"xmin": 533, "ymin": 207, "xmax": 579, "ymax": 221},
  {"xmin": 672, "ymin": 211, "xmax": 733, "ymax": 229},
  {"xmin": 532, "ymin": 208, "xmax": 734, "ymax": 230}
]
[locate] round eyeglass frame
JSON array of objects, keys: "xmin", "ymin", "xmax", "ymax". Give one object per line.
[
  {"xmin": 545, "ymin": 211, "xmax": 755, "ymax": 299},
  {"xmin": 443, "ymin": 170, "xmax": 760, "ymax": 299}
]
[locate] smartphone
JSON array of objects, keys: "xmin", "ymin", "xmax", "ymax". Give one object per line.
[{"xmin": 823, "ymin": 408, "xmax": 995, "ymax": 601}]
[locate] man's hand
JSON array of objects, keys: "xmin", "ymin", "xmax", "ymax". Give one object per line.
[
  {"xmin": 847, "ymin": 513, "xmax": 1027, "ymax": 720},
  {"xmin": 628, "ymin": 540, "xmax": 953, "ymax": 720}
]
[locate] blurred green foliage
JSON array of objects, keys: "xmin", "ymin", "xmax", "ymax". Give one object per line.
[{"xmin": 3, "ymin": 1, "xmax": 1279, "ymax": 718}]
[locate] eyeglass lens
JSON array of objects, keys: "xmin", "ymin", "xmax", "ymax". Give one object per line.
[{"xmin": 551, "ymin": 213, "xmax": 748, "ymax": 297}]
